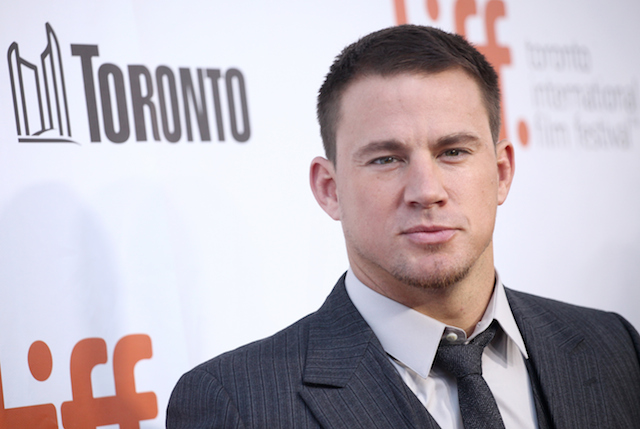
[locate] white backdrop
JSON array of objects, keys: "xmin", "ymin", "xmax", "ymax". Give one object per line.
[{"xmin": 1, "ymin": 0, "xmax": 638, "ymax": 427}]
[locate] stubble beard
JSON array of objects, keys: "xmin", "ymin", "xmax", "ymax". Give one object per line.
[
  {"xmin": 391, "ymin": 255, "xmax": 472, "ymax": 290},
  {"xmin": 386, "ymin": 242, "xmax": 477, "ymax": 291}
]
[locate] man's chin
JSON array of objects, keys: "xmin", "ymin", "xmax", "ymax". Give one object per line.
[{"xmin": 390, "ymin": 263, "xmax": 472, "ymax": 291}]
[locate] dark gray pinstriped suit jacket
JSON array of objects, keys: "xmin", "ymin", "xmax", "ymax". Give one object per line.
[{"xmin": 167, "ymin": 275, "xmax": 640, "ymax": 428}]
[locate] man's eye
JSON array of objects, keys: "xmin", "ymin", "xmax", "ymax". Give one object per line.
[
  {"xmin": 372, "ymin": 156, "xmax": 398, "ymax": 164},
  {"xmin": 443, "ymin": 149, "xmax": 465, "ymax": 157}
]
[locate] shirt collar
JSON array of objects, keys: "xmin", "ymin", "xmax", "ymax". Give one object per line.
[{"xmin": 344, "ymin": 269, "xmax": 529, "ymax": 379}]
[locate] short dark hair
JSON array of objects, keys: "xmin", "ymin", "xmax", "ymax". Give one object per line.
[{"xmin": 317, "ymin": 25, "xmax": 501, "ymax": 163}]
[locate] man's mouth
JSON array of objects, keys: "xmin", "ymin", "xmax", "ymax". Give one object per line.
[{"xmin": 402, "ymin": 225, "xmax": 457, "ymax": 245}]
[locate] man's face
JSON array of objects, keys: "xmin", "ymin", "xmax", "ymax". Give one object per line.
[{"xmin": 311, "ymin": 69, "xmax": 514, "ymax": 295}]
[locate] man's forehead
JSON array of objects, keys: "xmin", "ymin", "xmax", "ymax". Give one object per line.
[
  {"xmin": 337, "ymin": 69, "xmax": 486, "ymax": 122},
  {"xmin": 334, "ymin": 69, "xmax": 490, "ymax": 138},
  {"xmin": 344, "ymin": 67, "xmax": 475, "ymax": 92},
  {"xmin": 336, "ymin": 68, "xmax": 485, "ymax": 118}
]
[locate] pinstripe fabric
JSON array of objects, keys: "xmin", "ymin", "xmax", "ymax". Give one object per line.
[
  {"xmin": 167, "ymin": 276, "xmax": 640, "ymax": 429},
  {"xmin": 507, "ymin": 289, "xmax": 640, "ymax": 429}
]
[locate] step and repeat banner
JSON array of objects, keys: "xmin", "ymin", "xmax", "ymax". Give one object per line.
[{"xmin": 1, "ymin": 0, "xmax": 638, "ymax": 427}]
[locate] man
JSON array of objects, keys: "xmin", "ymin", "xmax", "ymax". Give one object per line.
[{"xmin": 167, "ymin": 25, "xmax": 640, "ymax": 428}]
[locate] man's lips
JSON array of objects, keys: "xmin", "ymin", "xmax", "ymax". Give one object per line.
[{"xmin": 401, "ymin": 225, "xmax": 457, "ymax": 244}]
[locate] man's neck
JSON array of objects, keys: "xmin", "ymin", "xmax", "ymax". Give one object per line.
[
  {"xmin": 406, "ymin": 280, "xmax": 495, "ymax": 335},
  {"xmin": 350, "ymin": 258, "xmax": 496, "ymax": 336}
]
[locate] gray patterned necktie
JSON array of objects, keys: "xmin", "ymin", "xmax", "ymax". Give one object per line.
[{"xmin": 434, "ymin": 321, "xmax": 506, "ymax": 429}]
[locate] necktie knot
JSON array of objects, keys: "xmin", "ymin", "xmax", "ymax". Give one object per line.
[{"xmin": 434, "ymin": 323, "xmax": 497, "ymax": 379}]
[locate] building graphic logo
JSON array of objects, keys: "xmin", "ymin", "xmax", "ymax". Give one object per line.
[
  {"xmin": 7, "ymin": 23, "xmax": 251, "ymax": 145},
  {"xmin": 7, "ymin": 23, "xmax": 75, "ymax": 144}
]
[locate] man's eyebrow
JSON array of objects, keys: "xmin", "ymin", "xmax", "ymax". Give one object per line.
[
  {"xmin": 353, "ymin": 140, "xmax": 407, "ymax": 160},
  {"xmin": 434, "ymin": 132, "xmax": 482, "ymax": 149}
]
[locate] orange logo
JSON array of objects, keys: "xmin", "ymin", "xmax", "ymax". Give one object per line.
[
  {"xmin": 0, "ymin": 335, "xmax": 157, "ymax": 429},
  {"xmin": 393, "ymin": 0, "xmax": 529, "ymax": 147}
]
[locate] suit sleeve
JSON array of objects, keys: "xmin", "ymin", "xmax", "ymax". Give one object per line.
[{"xmin": 166, "ymin": 368, "xmax": 247, "ymax": 429}]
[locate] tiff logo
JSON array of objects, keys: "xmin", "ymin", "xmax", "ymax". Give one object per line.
[
  {"xmin": 393, "ymin": 0, "xmax": 530, "ymax": 147},
  {"xmin": 7, "ymin": 23, "xmax": 74, "ymax": 144},
  {"xmin": 0, "ymin": 334, "xmax": 157, "ymax": 428}
]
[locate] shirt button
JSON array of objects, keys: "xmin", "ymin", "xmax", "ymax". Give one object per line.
[{"xmin": 445, "ymin": 332, "xmax": 458, "ymax": 342}]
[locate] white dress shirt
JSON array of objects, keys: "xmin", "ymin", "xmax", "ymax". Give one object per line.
[{"xmin": 345, "ymin": 269, "xmax": 538, "ymax": 429}]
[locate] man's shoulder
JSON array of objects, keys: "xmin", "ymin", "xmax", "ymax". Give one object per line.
[
  {"xmin": 190, "ymin": 304, "xmax": 319, "ymax": 381},
  {"xmin": 504, "ymin": 288, "xmax": 640, "ymax": 427},
  {"xmin": 179, "ymin": 274, "xmax": 357, "ymax": 384},
  {"xmin": 166, "ymin": 302, "xmax": 324, "ymax": 427},
  {"xmin": 505, "ymin": 287, "xmax": 639, "ymax": 345},
  {"xmin": 166, "ymin": 298, "xmax": 332, "ymax": 428},
  {"xmin": 506, "ymin": 287, "xmax": 623, "ymax": 318}
]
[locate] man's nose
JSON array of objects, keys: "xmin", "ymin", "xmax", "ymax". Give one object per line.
[{"xmin": 403, "ymin": 156, "xmax": 448, "ymax": 208}]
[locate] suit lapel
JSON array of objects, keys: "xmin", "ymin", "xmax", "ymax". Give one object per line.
[
  {"xmin": 506, "ymin": 289, "xmax": 608, "ymax": 429},
  {"xmin": 300, "ymin": 277, "xmax": 440, "ymax": 429}
]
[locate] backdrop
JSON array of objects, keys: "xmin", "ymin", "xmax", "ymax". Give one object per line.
[{"xmin": 1, "ymin": 0, "xmax": 638, "ymax": 427}]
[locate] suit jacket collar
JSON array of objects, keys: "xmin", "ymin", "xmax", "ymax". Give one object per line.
[
  {"xmin": 300, "ymin": 275, "xmax": 440, "ymax": 428},
  {"xmin": 296, "ymin": 280, "xmax": 622, "ymax": 428}
]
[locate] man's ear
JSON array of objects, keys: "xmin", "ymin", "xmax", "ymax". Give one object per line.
[
  {"xmin": 310, "ymin": 156, "xmax": 341, "ymax": 220},
  {"xmin": 496, "ymin": 139, "xmax": 515, "ymax": 205}
]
